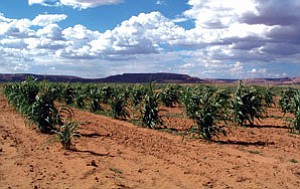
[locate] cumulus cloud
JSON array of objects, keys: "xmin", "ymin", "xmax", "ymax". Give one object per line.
[
  {"xmin": 0, "ymin": 17, "xmax": 33, "ymax": 37},
  {"xmin": 28, "ymin": 0, "xmax": 123, "ymax": 9},
  {"xmin": 172, "ymin": 0, "xmax": 300, "ymax": 78},
  {"xmin": 89, "ymin": 12, "xmax": 185, "ymax": 56},
  {"xmin": 0, "ymin": 38, "xmax": 27, "ymax": 49},
  {"xmin": 36, "ymin": 24, "xmax": 63, "ymax": 40},
  {"xmin": 58, "ymin": 24, "xmax": 101, "ymax": 59},
  {"xmin": 242, "ymin": 0, "xmax": 300, "ymax": 26},
  {"xmin": 32, "ymin": 14, "xmax": 68, "ymax": 26},
  {"xmin": 2, "ymin": 0, "xmax": 300, "ymax": 78}
]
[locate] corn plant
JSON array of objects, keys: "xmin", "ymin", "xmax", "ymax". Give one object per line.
[
  {"xmin": 279, "ymin": 87, "xmax": 297, "ymax": 114},
  {"xmin": 72, "ymin": 86, "xmax": 86, "ymax": 109},
  {"xmin": 280, "ymin": 88, "xmax": 300, "ymax": 133},
  {"xmin": 290, "ymin": 91, "xmax": 300, "ymax": 133},
  {"xmin": 231, "ymin": 82, "xmax": 265, "ymax": 126},
  {"xmin": 53, "ymin": 122, "xmax": 78, "ymax": 149},
  {"xmin": 110, "ymin": 91, "xmax": 129, "ymax": 120},
  {"xmin": 75, "ymin": 94, "xmax": 85, "ymax": 108},
  {"xmin": 185, "ymin": 87, "xmax": 230, "ymax": 140},
  {"xmin": 3, "ymin": 78, "xmax": 62, "ymax": 134},
  {"xmin": 192, "ymin": 89, "xmax": 230, "ymax": 140},
  {"xmin": 263, "ymin": 88, "xmax": 275, "ymax": 107},
  {"xmin": 101, "ymin": 85, "xmax": 113, "ymax": 103},
  {"xmin": 21, "ymin": 76, "xmax": 39, "ymax": 105},
  {"xmin": 31, "ymin": 87, "xmax": 61, "ymax": 133},
  {"xmin": 130, "ymin": 85, "xmax": 146, "ymax": 118},
  {"xmin": 88, "ymin": 87, "xmax": 102, "ymax": 112},
  {"xmin": 160, "ymin": 85, "xmax": 180, "ymax": 107},
  {"xmin": 63, "ymin": 84, "xmax": 75, "ymax": 105},
  {"xmin": 140, "ymin": 82, "xmax": 163, "ymax": 129},
  {"xmin": 180, "ymin": 87, "xmax": 200, "ymax": 119},
  {"xmin": 4, "ymin": 77, "xmax": 39, "ymax": 116}
]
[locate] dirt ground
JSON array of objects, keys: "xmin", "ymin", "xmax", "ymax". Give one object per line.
[{"xmin": 1, "ymin": 91, "xmax": 300, "ymax": 189}]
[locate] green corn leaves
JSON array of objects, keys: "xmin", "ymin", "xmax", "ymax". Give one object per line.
[
  {"xmin": 141, "ymin": 82, "xmax": 163, "ymax": 129},
  {"xmin": 231, "ymin": 82, "xmax": 265, "ymax": 126}
]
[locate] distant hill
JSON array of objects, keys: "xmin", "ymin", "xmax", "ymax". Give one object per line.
[
  {"xmin": 0, "ymin": 73, "xmax": 203, "ymax": 83},
  {"xmin": 99, "ymin": 73, "xmax": 203, "ymax": 83},
  {"xmin": 0, "ymin": 73, "xmax": 299, "ymax": 85},
  {"xmin": 0, "ymin": 74, "xmax": 85, "ymax": 83}
]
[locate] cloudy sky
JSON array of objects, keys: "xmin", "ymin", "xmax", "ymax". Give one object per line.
[{"xmin": 0, "ymin": 0, "xmax": 300, "ymax": 78}]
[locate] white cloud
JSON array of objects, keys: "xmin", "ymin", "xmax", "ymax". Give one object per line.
[
  {"xmin": 184, "ymin": 0, "xmax": 258, "ymax": 29},
  {"xmin": 0, "ymin": 13, "xmax": 13, "ymax": 22},
  {"xmin": 28, "ymin": 0, "xmax": 46, "ymax": 5},
  {"xmin": 1, "ymin": 38, "xmax": 27, "ymax": 49},
  {"xmin": 231, "ymin": 61, "xmax": 243, "ymax": 73},
  {"xmin": 4, "ymin": 19, "xmax": 34, "ymax": 38},
  {"xmin": 156, "ymin": 0, "xmax": 166, "ymax": 5},
  {"xmin": 36, "ymin": 24, "xmax": 63, "ymax": 40},
  {"xmin": 3, "ymin": 0, "xmax": 300, "ymax": 78},
  {"xmin": 249, "ymin": 68, "xmax": 274, "ymax": 78},
  {"xmin": 89, "ymin": 12, "xmax": 185, "ymax": 56},
  {"xmin": 58, "ymin": 24, "xmax": 101, "ymax": 59},
  {"xmin": 25, "ymin": 38, "xmax": 68, "ymax": 50},
  {"xmin": 62, "ymin": 0, "xmax": 123, "ymax": 9},
  {"xmin": 28, "ymin": 0, "xmax": 123, "ymax": 9},
  {"xmin": 32, "ymin": 14, "xmax": 68, "ymax": 26},
  {"xmin": 63, "ymin": 24, "xmax": 100, "ymax": 41}
]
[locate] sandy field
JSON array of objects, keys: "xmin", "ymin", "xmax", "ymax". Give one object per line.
[{"xmin": 1, "ymin": 91, "xmax": 300, "ymax": 189}]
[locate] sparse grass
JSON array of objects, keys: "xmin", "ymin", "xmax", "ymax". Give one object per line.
[
  {"xmin": 289, "ymin": 159, "xmax": 298, "ymax": 163},
  {"xmin": 110, "ymin": 167, "xmax": 123, "ymax": 174},
  {"xmin": 247, "ymin": 150, "xmax": 261, "ymax": 155},
  {"xmin": 240, "ymin": 148, "xmax": 262, "ymax": 155}
]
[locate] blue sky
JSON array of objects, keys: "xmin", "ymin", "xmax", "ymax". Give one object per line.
[{"xmin": 0, "ymin": 0, "xmax": 300, "ymax": 78}]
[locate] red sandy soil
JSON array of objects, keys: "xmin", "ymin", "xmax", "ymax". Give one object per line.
[{"xmin": 1, "ymin": 92, "xmax": 300, "ymax": 189}]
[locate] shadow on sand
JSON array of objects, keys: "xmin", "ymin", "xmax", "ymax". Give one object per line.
[{"xmin": 214, "ymin": 140, "xmax": 275, "ymax": 146}]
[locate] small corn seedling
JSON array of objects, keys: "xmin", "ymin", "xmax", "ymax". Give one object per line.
[
  {"xmin": 52, "ymin": 106, "xmax": 79, "ymax": 149},
  {"xmin": 53, "ymin": 121, "xmax": 79, "ymax": 149}
]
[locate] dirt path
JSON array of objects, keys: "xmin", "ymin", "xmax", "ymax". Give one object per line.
[{"xmin": 1, "ymin": 91, "xmax": 300, "ymax": 188}]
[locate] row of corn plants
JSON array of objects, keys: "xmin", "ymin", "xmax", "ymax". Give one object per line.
[
  {"xmin": 5, "ymin": 77, "xmax": 300, "ymax": 142},
  {"xmin": 278, "ymin": 87, "xmax": 300, "ymax": 133},
  {"xmin": 56, "ymin": 82, "xmax": 276, "ymax": 140},
  {"xmin": 3, "ymin": 77, "xmax": 78, "ymax": 149},
  {"xmin": 52, "ymin": 82, "xmax": 298, "ymax": 140}
]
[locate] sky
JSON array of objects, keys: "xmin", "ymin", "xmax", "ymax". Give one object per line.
[{"xmin": 0, "ymin": 0, "xmax": 300, "ymax": 79}]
